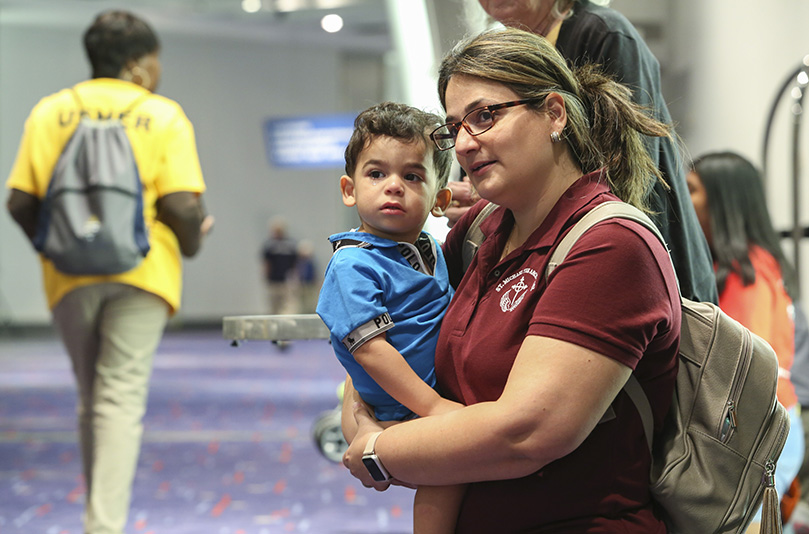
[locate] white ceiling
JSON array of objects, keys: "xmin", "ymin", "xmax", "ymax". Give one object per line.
[
  {"xmin": 0, "ymin": 0, "xmax": 391, "ymax": 51},
  {"xmin": 0, "ymin": 0, "xmax": 674, "ymax": 55}
]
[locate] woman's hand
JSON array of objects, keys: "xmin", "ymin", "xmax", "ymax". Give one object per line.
[
  {"xmin": 445, "ymin": 177, "xmax": 479, "ymax": 227},
  {"xmin": 342, "ymin": 402, "xmax": 391, "ymax": 491}
]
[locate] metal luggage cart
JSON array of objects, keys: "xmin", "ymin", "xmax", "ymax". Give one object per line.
[
  {"xmin": 223, "ymin": 313, "xmax": 330, "ymax": 346},
  {"xmin": 222, "ymin": 314, "xmax": 347, "ymax": 463}
]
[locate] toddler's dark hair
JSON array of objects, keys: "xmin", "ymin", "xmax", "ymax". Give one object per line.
[{"xmin": 344, "ymin": 102, "xmax": 452, "ymax": 189}]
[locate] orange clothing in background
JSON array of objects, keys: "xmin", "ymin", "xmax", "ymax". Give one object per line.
[{"xmin": 718, "ymin": 245, "xmax": 797, "ymax": 409}]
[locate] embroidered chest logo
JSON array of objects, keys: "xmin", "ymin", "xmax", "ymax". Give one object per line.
[{"xmin": 495, "ymin": 268, "xmax": 538, "ymax": 312}]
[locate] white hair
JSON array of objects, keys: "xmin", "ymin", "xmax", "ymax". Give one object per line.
[{"xmin": 464, "ymin": 1, "xmax": 613, "ymax": 34}]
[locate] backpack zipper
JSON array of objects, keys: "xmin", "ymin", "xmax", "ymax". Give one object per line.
[
  {"xmin": 719, "ymin": 328, "xmax": 752, "ymax": 443},
  {"xmin": 721, "ymin": 398, "xmax": 789, "ymax": 529},
  {"xmin": 743, "ymin": 417, "xmax": 789, "ymax": 527},
  {"xmin": 764, "ymin": 411, "xmax": 790, "ymax": 471}
]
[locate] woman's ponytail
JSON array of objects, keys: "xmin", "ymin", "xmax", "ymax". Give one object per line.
[{"xmin": 571, "ymin": 64, "xmax": 670, "ymax": 210}]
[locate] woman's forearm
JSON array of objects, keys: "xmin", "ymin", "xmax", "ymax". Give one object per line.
[
  {"xmin": 344, "ymin": 336, "xmax": 630, "ymax": 488},
  {"xmin": 361, "ymin": 356, "xmax": 564, "ymax": 484},
  {"xmin": 369, "ymin": 401, "xmax": 553, "ymax": 486}
]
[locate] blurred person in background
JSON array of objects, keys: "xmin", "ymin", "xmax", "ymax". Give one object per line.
[
  {"xmin": 261, "ymin": 216, "xmax": 299, "ymax": 315},
  {"xmin": 445, "ymin": 0, "xmax": 717, "ymax": 304},
  {"xmin": 687, "ymin": 151, "xmax": 803, "ymax": 534},
  {"xmin": 5, "ymin": 10, "xmax": 212, "ymax": 534},
  {"xmin": 296, "ymin": 239, "xmax": 319, "ymax": 314}
]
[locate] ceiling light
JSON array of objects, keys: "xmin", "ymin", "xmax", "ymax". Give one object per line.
[
  {"xmin": 242, "ymin": 0, "xmax": 262, "ymax": 13},
  {"xmin": 277, "ymin": 0, "xmax": 305, "ymax": 11},
  {"xmin": 321, "ymin": 14, "xmax": 344, "ymax": 33}
]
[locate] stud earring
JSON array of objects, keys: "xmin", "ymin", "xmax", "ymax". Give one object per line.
[
  {"xmin": 123, "ymin": 66, "xmax": 151, "ymax": 91},
  {"xmin": 550, "ymin": 131, "xmax": 562, "ymax": 144}
]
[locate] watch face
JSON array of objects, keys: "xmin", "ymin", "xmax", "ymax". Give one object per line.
[{"xmin": 362, "ymin": 456, "xmax": 388, "ymax": 482}]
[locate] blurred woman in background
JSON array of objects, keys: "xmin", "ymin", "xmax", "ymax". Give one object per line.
[{"xmin": 687, "ymin": 150, "xmax": 803, "ymax": 533}]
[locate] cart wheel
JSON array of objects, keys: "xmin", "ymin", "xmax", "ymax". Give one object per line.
[{"xmin": 312, "ymin": 408, "xmax": 348, "ymax": 463}]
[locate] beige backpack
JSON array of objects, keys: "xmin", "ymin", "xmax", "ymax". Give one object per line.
[{"xmin": 465, "ymin": 200, "xmax": 790, "ymax": 533}]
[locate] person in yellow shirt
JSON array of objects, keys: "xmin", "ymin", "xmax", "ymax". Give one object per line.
[{"xmin": 5, "ymin": 10, "xmax": 213, "ymax": 534}]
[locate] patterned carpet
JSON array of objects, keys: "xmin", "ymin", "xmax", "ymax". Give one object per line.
[{"xmin": 0, "ymin": 328, "xmax": 413, "ymax": 534}]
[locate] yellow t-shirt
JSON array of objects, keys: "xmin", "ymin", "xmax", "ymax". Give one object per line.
[{"xmin": 6, "ymin": 78, "xmax": 206, "ymax": 313}]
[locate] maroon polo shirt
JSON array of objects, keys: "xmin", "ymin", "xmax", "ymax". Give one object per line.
[{"xmin": 438, "ymin": 172, "xmax": 680, "ymax": 533}]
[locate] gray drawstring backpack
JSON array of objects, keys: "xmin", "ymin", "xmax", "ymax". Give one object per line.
[{"xmin": 33, "ymin": 88, "xmax": 150, "ymax": 275}]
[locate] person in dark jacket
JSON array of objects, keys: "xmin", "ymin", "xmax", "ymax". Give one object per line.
[{"xmin": 445, "ymin": 0, "xmax": 717, "ymax": 304}]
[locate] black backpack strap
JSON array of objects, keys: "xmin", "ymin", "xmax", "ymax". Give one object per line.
[
  {"xmin": 122, "ymin": 91, "xmax": 151, "ymax": 115},
  {"xmin": 68, "ymin": 87, "xmax": 86, "ymax": 115},
  {"xmin": 461, "ymin": 202, "xmax": 499, "ymax": 272},
  {"xmin": 69, "ymin": 86, "xmax": 150, "ymax": 118},
  {"xmin": 331, "ymin": 238, "xmax": 372, "ymax": 253},
  {"xmin": 399, "ymin": 233, "xmax": 438, "ymax": 275}
]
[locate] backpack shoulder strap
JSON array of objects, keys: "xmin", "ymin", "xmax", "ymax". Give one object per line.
[
  {"xmin": 331, "ymin": 238, "xmax": 372, "ymax": 254},
  {"xmin": 546, "ymin": 201, "xmax": 667, "ymax": 280},
  {"xmin": 624, "ymin": 374, "xmax": 654, "ymax": 454},
  {"xmin": 68, "ymin": 87, "xmax": 85, "ymax": 113},
  {"xmin": 68, "ymin": 86, "xmax": 150, "ymax": 118},
  {"xmin": 462, "ymin": 202, "xmax": 499, "ymax": 272},
  {"xmin": 122, "ymin": 92, "xmax": 151, "ymax": 115},
  {"xmin": 544, "ymin": 200, "xmax": 673, "ymax": 453}
]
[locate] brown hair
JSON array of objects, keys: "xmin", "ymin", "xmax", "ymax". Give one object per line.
[{"xmin": 437, "ymin": 27, "xmax": 670, "ymax": 210}]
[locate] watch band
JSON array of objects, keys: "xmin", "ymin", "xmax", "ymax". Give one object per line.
[
  {"xmin": 363, "ymin": 431, "xmax": 384, "ymax": 457},
  {"xmin": 361, "ymin": 431, "xmax": 391, "ymax": 482}
]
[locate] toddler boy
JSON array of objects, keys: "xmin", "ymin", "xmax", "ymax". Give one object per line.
[{"xmin": 317, "ymin": 101, "xmax": 463, "ymax": 534}]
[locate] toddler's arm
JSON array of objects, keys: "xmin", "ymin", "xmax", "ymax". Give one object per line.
[{"xmin": 354, "ymin": 334, "xmax": 462, "ymax": 418}]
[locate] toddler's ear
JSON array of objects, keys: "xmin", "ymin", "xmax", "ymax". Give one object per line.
[
  {"xmin": 431, "ymin": 188, "xmax": 452, "ymax": 217},
  {"xmin": 340, "ymin": 175, "xmax": 356, "ymax": 207}
]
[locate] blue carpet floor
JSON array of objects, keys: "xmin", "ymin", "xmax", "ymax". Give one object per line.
[{"xmin": 0, "ymin": 329, "xmax": 414, "ymax": 533}]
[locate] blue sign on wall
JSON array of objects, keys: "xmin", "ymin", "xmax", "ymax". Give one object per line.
[{"xmin": 263, "ymin": 113, "xmax": 356, "ymax": 169}]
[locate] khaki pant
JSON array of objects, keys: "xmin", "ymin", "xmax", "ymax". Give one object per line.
[
  {"xmin": 267, "ymin": 281, "xmax": 299, "ymax": 315},
  {"xmin": 298, "ymin": 282, "xmax": 320, "ymax": 314},
  {"xmin": 52, "ymin": 283, "xmax": 169, "ymax": 534}
]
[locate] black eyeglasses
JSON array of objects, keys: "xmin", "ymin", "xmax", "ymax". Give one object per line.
[{"xmin": 430, "ymin": 97, "xmax": 544, "ymax": 151}]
